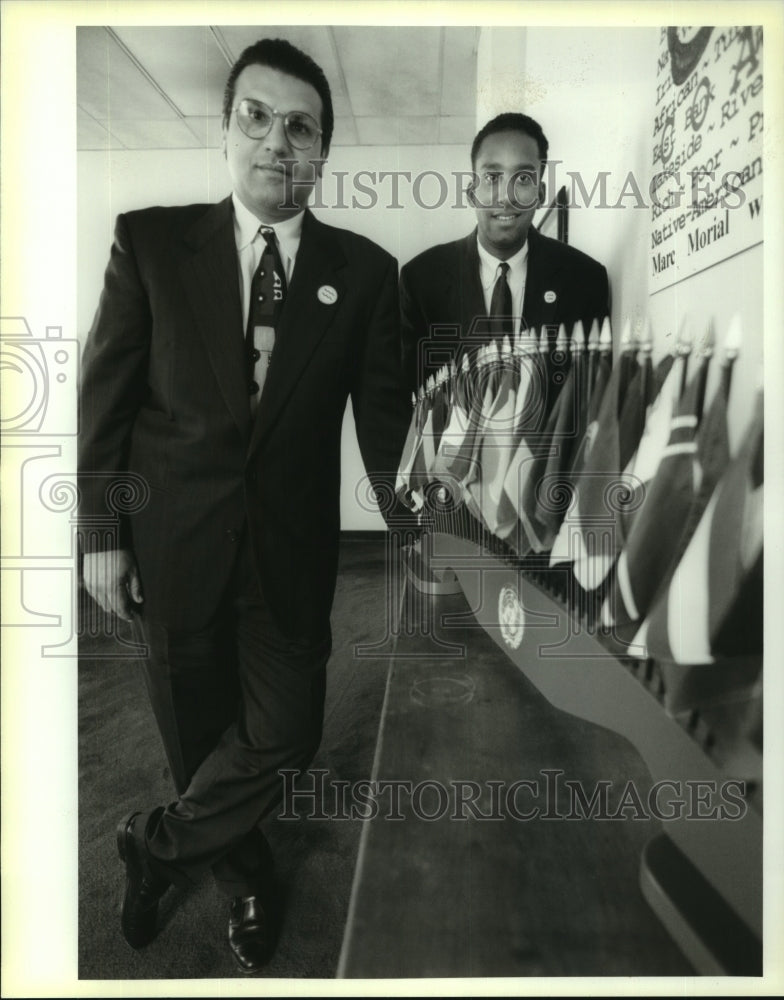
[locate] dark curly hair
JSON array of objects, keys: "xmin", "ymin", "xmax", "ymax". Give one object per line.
[
  {"xmin": 471, "ymin": 112, "xmax": 549, "ymax": 169},
  {"xmin": 222, "ymin": 38, "xmax": 334, "ymax": 154}
]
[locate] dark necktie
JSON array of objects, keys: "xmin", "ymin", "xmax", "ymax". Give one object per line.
[
  {"xmin": 245, "ymin": 227, "xmax": 287, "ymax": 407},
  {"xmin": 489, "ymin": 261, "xmax": 513, "ymax": 335}
]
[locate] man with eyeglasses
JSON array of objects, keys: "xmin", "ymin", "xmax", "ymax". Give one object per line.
[
  {"xmin": 79, "ymin": 37, "xmax": 409, "ymax": 973},
  {"xmin": 400, "ymin": 112, "xmax": 610, "ymax": 393}
]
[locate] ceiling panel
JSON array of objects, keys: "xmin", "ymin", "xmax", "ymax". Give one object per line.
[
  {"xmin": 215, "ymin": 25, "xmax": 353, "ymax": 118},
  {"xmin": 77, "ymin": 109, "xmax": 116, "ymax": 150},
  {"xmin": 76, "ymin": 25, "xmax": 479, "ymax": 151},
  {"xmin": 105, "ymin": 119, "xmax": 204, "ymax": 150},
  {"xmin": 335, "ymin": 27, "xmax": 443, "ymax": 117},
  {"xmin": 356, "ymin": 116, "xmax": 440, "ymax": 146},
  {"xmin": 182, "ymin": 116, "xmax": 224, "ymax": 148},
  {"xmin": 77, "ymin": 27, "xmax": 180, "ymax": 122},
  {"xmin": 112, "ymin": 26, "xmax": 230, "ymax": 117}
]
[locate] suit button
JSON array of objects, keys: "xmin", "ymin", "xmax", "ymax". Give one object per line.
[
  {"xmin": 249, "ymin": 380, "xmax": 259, "ymax": 394},
  {"xmin": 225, "ymin": 528, "xmax": 239, "ymax": 543}
]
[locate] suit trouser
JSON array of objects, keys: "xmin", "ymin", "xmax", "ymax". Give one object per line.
[{"xmin": 132, "ymin": 538, "xmax": 330, "ymax": 897}]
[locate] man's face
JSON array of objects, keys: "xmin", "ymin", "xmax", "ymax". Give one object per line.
[
  {"xmin": 223, "ymin": 63, "xmax": 325, "ymax": 222},
  {"xmin": 471, "ymin": 130, "xmax": 545, "ymax": 259}
]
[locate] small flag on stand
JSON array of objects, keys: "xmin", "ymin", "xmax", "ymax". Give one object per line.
[
  {"xmin": 428, "ymin": 366, "xmax": 450, "ymax": 459},
  {"xmin": 549, "ymin": 319, "xmax": 638, "ymax": 590},
  {"xmin": 433, "ymin": 354, "xmax": 472, "ymax": 486},
  {"xmin": 408, "ymin": 378, "xmax": 435, "ymax": 499},
  {"xmin": 587, "ymin": 316, "xmax": 613, "ymax": 416},
  {"xmin": 602, "ymin": 350, "xmax": 730, "ymax": 630},
  {"xmin": 463, "ymin": 342, "xmax": 505, "ymax": 522},
  {"xmin": 616, "ymin": 349, "xmax": 683, "ymax": 542},
  {"xmin": 501, "ymin": 328, "xmax": 551, "ymax": 552},
  {"xmin": 519, "ymin": 322, "xmax": 585, "ymax": 551},
  {"xmin": 474, "ymin": 337, "xmax": 521, "ymax": 537},
  {"xmin": 637, "ymin": 386, "xmax": 763, "ymax": 666},
  {"xmin": 396, "ymin": 390, "xmax": 424, "ymax": 509},
  {"xmin": 434, "ymin": 350, "xmax": 487, "ymax": 490}
]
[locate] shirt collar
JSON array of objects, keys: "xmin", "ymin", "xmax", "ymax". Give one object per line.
[
  {"xmin": 477, "ymin": 235, "xmax": 529, "ymax": 291},
  {"xmin": 231, "ymin": 192, "xmax": 305, "ymax": 258}
]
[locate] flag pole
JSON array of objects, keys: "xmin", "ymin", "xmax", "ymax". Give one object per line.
[
  {"xmin": 721, "ymin": 315, "xmax": 742, "ymax": 401},
  {"xmin": 693, "ymin": 324, "xmax": 715, "ymax": 424},
  {"xmin": 618, "ymin": 318, "xmax": 638, "ymax": 409},
  {"xmin": 676, "ymin": 321, "xmax": 693, "ymax": 399},
  {"xmin": 586, "ymin": 318, "xmax": 600, "ymax": 398},
  {"xmin": 639, "ymin": 328, "xmax": 653, "ymax": 425}
]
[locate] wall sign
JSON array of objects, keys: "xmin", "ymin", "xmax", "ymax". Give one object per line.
[{"xmin": 650, "ymin": 26, "xmax": 763, "ymax": 292}]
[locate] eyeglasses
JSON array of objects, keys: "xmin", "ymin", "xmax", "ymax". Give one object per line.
[{"xmin": 233, "ymin": 98, "xmax": 323, "ymax": 150}]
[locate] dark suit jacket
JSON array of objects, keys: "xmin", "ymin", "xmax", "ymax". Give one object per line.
[
  {"xmin": 400, "ymin": 225, "xmax": 610, "ymax": 394},
  {"xmin": 78, "ymin": 198, "xmax": 409, "ymax": 639}
]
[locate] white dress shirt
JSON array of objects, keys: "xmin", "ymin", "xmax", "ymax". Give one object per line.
[
  {"xmin": 232, "ymin": 192, "xmax": 304, "ymax": 331},
  {"xmin": 232, "ymin": 193, "xmax": 304, "ymax": 409},
  {"xmin": 477, "ymin": 236, "xmax": 529, "ymax": 331}
]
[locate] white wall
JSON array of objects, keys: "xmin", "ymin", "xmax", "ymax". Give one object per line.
[
  {"xmin": 503, "ymin": 26, "xmax": 657, "ymax": 342},
  {"xmin": 496, "ymin": 25, "xmax": 762, "ymax": 451},
  {"xmin": 78, "ymin": 144, "xmax": 476, "ymax": 529}
]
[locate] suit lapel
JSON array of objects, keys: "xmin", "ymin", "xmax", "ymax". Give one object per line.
[
  {"xmin": 523, "ymin": 226, "xmax": 564, "ymax": 332},
  {"xmin": 179, "ymin": 197, "xmax": 250, "ymax": 438},
  {"xmin": 249, "ymin": 211, "xmax": 347, "ymax": 452},
  {"xmin": 457, "ymin": 230, "xmax": 487, "ymax": 343}
]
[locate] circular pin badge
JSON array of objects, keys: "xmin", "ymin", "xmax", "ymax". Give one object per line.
[
  {"xmin": 317, "ymin": 284, "xmax": 338, "ymax": 305},
  {"xmin": 544, "ymin": 290, "xmax": 557, "ymax": 303}
]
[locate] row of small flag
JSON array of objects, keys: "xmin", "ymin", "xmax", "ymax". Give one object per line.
[{"xmin": 396, "ymin": 316, "xmax": 763, "ymax": 668}]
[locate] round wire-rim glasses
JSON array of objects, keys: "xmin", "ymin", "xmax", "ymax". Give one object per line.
[{"xmin": 233, "ymin": 98, "xmax": 323, "ymax": 150}]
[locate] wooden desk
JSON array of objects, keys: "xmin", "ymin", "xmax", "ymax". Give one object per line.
[{"xmin": 339, "ymin": 549, "xmax": 703, "ymax": 977}]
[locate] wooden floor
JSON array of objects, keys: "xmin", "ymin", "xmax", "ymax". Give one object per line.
[{"xmin": 339, "ymin": 578, "xmax": 694, "ymax": 978}]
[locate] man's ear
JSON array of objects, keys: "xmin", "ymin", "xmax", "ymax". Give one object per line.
[
  {"xmin": 538, "ymin": 180, "xmax": 546, "ymax": 207},
  {"xmin": 221, "ymin": 122, "xmax": 228, "ymax": 159}
]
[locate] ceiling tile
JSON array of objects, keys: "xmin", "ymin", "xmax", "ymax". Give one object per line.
[
  {"xmin": 77, "ymin": 113, "xmax": 118, "ymax": 151},
  {"xmin": 356, "ymin": 117, "xmax": 439, "ymax": 146},
  {"xmin": 106, "ymin": 119, "xmax": 204, "ymax": 150},
  {"xmin": 334, "ymin": 27, "xmax": 442, "ymax": 118},
  {"xmin": 75, "ymin": 25, "xmax": 480, "ymax": 151},
  {"xmin": 182, "ymin": 116, "xmax": 224, "ymax": 148},
  {"xmin": 215, "ymin": 26, "xmax": 352, "ymax": 117},
  {"xmin": 77, "ymin": 27, "xmax": 180, "ymax": 122},
  {"xmin": 112, "ymin": 26, "xmax": 230, "ymax": 117}
]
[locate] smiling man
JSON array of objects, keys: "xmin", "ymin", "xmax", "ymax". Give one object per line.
[
  {"xmin": 78, "ymin": 38, "xmax": 409, "ymax": 973},
  {"xmin": 400, "ymin": 112, "xmax": 610, "ymax": 392}
]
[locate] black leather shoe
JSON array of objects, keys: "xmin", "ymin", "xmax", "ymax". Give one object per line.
[
  {"xmin": 116, "ymin": 811, "xmax": 170, "ymax": 949},
  {"xmin": 228, "ymin": 895, "xmax": 276, "ymax": 973}
]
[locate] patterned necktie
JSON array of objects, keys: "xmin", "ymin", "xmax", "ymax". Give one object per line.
[
  {"xmin": 245, "ymin": 227, "xmax": 287, "ymax": 408},
  {"xmin": 489, "ymin": 261, "xmax": 512, "ymax": 335}
]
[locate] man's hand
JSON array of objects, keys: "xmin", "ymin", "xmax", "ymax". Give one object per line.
[{"xmin": 82, "ymin": 548, "xmax": 143, "ymax": 622}]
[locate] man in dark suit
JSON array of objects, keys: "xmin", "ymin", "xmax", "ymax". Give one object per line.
[
  {"xmin": 79, "ymin": 38, "xmax": 409, "ymax": 973},
  {"xmin": 400, "ymin": 112, "xmax": 610, "ymax": 394}
]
